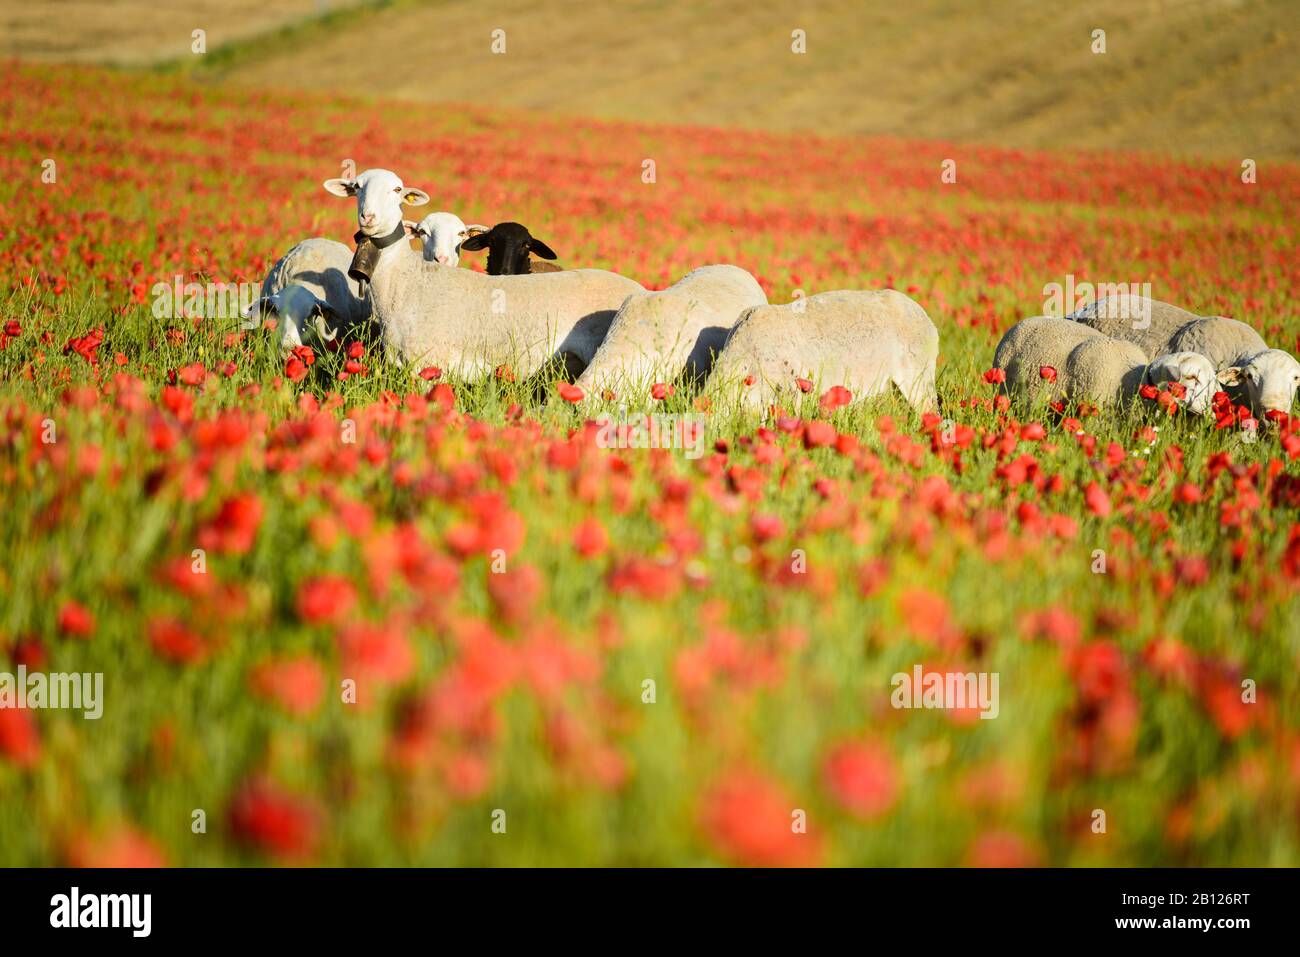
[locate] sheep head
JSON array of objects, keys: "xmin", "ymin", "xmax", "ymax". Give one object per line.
[
  {"xmin": 1217, "ymin": 349, "xmax": 1300, "ymax": 419},
  {"xmin": 1147, "ymin": 352, "xmax": 1218, "ymax": 415},
  {"xmin": 411, "ymin": 212, "xmax": 489, "ymax": 266},
  {"xmin": 460, "ymin": 221, "xmax": 558, "ymax": 275},
  {"xmin": 323, "ymin": 168, "xmax": 429, "ymax": 239}
]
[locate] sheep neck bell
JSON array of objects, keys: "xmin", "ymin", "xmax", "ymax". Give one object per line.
[{"xmin": 349, "ymin": 223, "xmax": 408, "ymax": 289}]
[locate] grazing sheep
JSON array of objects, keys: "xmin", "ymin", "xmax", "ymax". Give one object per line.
[
  {"xmin": 248, "ymin": 284, "xmax": 337, "ymax": 351},
  {"xmin": 323, "ymin": 169, "xmax": 643, "ymax": 377},
  {"xmin": 575, "ymin": 265, "xmax": 767, "ymax": 397},
  {"xmin": 1159, "ymin": 316, "xmax": 1297, "ymax": 416},
  {"xmin": 1060, "ymin": 337, "xmax": 1151, "ymax": 407},
  {"xmin": 992, "ymin": 316, "xmax": 1105, "ymax": 400},
  {"xmin": 711, "ymin": 289, "xmax": 939, "ymax": 413},
  {"xmin": 1061, "ymin": 343, "xmax": 1220, "ymax": 414},
  {"xmin": 1068, "ymin": 294, "xmax": 1198, "ymax": 360},
  {"xmin": 1164, "ymin": 315, "xmax": 1269, "ymax": 369},
  {"xmin": 459, "ymin": 221, "xmax": 561, "ymax": 275},
  {"xmin": 411, "ymin": 212, "xmax": 488, "ymax": 266},
  {"xmin": 994, "ymin": 317, "xmax": 1221, "ymax": 414},
  {"xmin": 1145, "ymin": 352, "xmax": 1222, "ymax": 415},
  {"xmin": 1216, "ymin": 350, "xmax": 1300, "ymax": 418},
  {"xmin": 246, "ymin": 238, "xmax": 370, "ymax": 350}
]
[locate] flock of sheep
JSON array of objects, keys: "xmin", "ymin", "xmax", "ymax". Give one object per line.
[
  {"xmin": 995, "ymin": 296, "xmax": 1300, "ymax": 421},
  {"xmin": 249, "ymin": 166, "xmax": 1297, "ymax": 422}
]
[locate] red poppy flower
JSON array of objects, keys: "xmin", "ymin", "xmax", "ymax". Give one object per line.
[
  {"xmin": 804, "ymin": 420, "xmax": 836, "ymax": 448},
  {"xmin": 57, "ymin": 601, "xmax": 95, "ymax": 639},
  {"xmin": 249, "ymin": 655, "xmax": 325, "ymax": 716},
  {"xmin": 66, "ymin": 826, "xmax": 167, "ymax": 868},
  {"xmin": 0, "ymin": 707, "xmax": 40, "ymax": 767},
  {"xmin": 295, "ymin": 574, "xmax": 358, "ymax": 625},
  {"xmin": 227, "ymin": 779, "xmax": 319, "ymax": 859},
  {"xmin": 819, "ymin": 385, "xmax": 853, "ymax": 413},
  {"xmin": 336, "ymin": 621, "xmax": 414, "ymax": 688},
  {"xmin": 699, "ymin": 769, "xmax": 821, "ymax": 867},
  {"xmin": 197, "ymin": 493, "xmax": 264, "ymax": 555},
  {"xmin": 823, "ymin": 741, "xmax": 899, "ymax": 819},
  {"xmin": 572, "ymin": 517, "xmax": 609, "ymax": 556},
  {"xmin": 1083, "ymin": 481, "xmax": 1112, "ymax": 517},
  {"xmin": 148, "ymin": 617, "xmax": 207, "ymax": 664}
]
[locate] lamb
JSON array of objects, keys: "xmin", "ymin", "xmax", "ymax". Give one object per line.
[
  {"xmin": 992, "ymin": 316, "xmax": 1105, "ymax": 401},
  {"xmin": 411, "ymin": 212, "xmax": 488, "ymax": 266},
  {"xmin": 1059, "ymin": 337, "xmax": 1151, "ymax": 406},
  {"xmin": 1068, "ymin": 294, "xmax": 1198, "ymax": 360},
  {"xmin": 1063, "ymin": 342, "xmax": 1220, "ymax": 415},
  {"xmin": 323, "ymin": 169, "xmax": 643, "ymax": 378},
  {"xmin": 245, "ymin": 238, "xmax": 371, "ymax": 350},
  {"xmin": 459, "ymin": 221, "xmax": 562, "ymax": 275},
  {"xmin": 574, "ymin": 265, "xmax": 767, "ymax": 397},
  {"xmin": 710, "ymin": 289, "xmax": 939, "ymax": 413},
  {"xmin": 1144, "ymin": 352, "xmax": 1222, "ymax": 415}
]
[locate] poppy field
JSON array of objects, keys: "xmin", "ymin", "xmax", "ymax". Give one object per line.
[{"xmin": 1, "ymin": 62, "xmax": 1299, "ymax": 867}]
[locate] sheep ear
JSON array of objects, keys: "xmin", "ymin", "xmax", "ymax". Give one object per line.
[
  {"xmin": 529, "ymin": 238, "xmax": 558, "ymax": 260},
  {"xmin": 323, "ymin": 178, "xmax": 355, "ymax": 197},
  {"xmin": 1217, "ymin": 366, "xmax": 1245, "ymax": 386},
  {"xmin": 403, "ymin": 220, "xmax": 423, "ymax": 238},
  {"xmin": 401, "ymin": 188, "xmax": 431, "ymax": 207},
  {"xmin": 459, "ymin": 232, "xmax": 492, "ymax": 251},
  {"xmin": 465, "ymin": 224, "xmax": 490, "ymax": 238}
]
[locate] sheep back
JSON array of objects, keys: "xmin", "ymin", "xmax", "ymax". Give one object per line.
[
  {"xmin": 576, "ymin": 264, "xmax": 767, "ymax": 395},
  {"xmin": 713, "ymin": 289, "xmax": 938, "ymax": 412}
]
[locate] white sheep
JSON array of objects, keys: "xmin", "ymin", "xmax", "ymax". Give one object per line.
[
  {"xmin": 710, "ymin": 289, "xmax": 939, "ymax": 413},
  {"xmin": 1145, "ymin": 352, "xmax": 1222, "ymax": 415},
  {"xmin": 245, "ymin": 238, "xmax": 370, "ymax": 351},
  {"xmin": 323, "ymin": 169, "xmax": 645, "ymax": 378},
  {"xmin": 1068, "ymin": 294, "xmax": 1198, "ymax": 361},
  {"xmin": 411, "ymin": 213, "xmax": 488, "ymax": 266},
  {"xmin": 1060, "ymin": 337, "xmax": 1151, "ymax": 406},
  {"xmin": 995, "ymin": 317, "xmax": 1220, "ymax": 414},
  {"xmin": 1217, "ymin": 350, "xmax": 1300, "ymax": 418},
  {"xmin": 1156, "ymin": 315, "xmax": 1296, "ymax": 417},
  {"xmin": 574, "ymin": 265, "xmax": 767, "ymax": 397},
  {"xmin": 993, "ymin": 316, "xmax": 1104, "ymax": 400},
  {"xmin": 1063, "ymin": 342, "xmax": 1220, "ymax": 414}
]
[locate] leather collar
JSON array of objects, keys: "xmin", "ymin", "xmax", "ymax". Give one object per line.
[{"xmin": 349, "ymin": 222, "xmax": 407, "ymax": 284}]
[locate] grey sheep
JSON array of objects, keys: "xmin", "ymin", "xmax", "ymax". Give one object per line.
[{"xmin": 1068, "ymin": 294, "xmax": 1197, "ymax": 361}]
